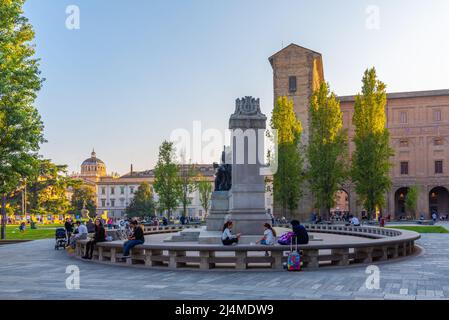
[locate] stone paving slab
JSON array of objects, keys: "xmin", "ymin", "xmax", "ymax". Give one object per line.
[{"xmin": 0, "ymin": 233, "xmax": 448, "ymax": 300}]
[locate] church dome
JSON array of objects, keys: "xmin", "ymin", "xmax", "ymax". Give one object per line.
[
  {"xmin": 80, "ymin": 149, "xmax": 107, "ymax": 178},
  {"xmin": 82, "ymin": 150, "xmax": 105, "ymax": 166}
]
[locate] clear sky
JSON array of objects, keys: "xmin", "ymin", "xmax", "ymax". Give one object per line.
[{"xmin": 23, "ymin": 0, "xmax": 449, "ymax": 175}]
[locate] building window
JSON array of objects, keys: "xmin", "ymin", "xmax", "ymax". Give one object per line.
[
  {"xmin": 111, "ymin": 187, "xmax": 115, "ymax": 195},
  {"xmin": 434, "ymin": 138, "xmax": 444, "ymax": 146},
  {"xmin": 101, "ymin": 199, "xmax": 106, "ymax": 207},
  {"xmin": 101, "ymin": 187, "xmax": 105, "ymax": 195},
  {"xmin": 120, "ymin": 199, "xmax": 125, "ymax": 206},
  {"xmin": 288, "ymin": 76, "xmax": 297, "ymax": 93},
  {"xmin": 434, "ymin": 109, "xmax": 442, "ymax": 122},
  {"xmin": 130, "ymin": 186, "xmax": 135, "ymax": 194},
  {"xmin": 111, "ymin": 199, "xmax": 115, "ymax": 207},
  {"xmin": 120, "ymin": 186, "xmax": 125, "ymax": 195},
  {"xmin": 399, "ymin": 111, "xmax": 408, "ymax": 124},
  {"xmin": 400, "ymin": 162, "xmax": 409, "ymax": 175},
  {"xmin": 435, "ymin": 161, "xmax": 443, "ymax": 174},
  {"xmin": 399, "ymin": 139, "xmax": 409, "ymax": 148}
]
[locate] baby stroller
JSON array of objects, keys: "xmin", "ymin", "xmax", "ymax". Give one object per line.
[{"xmin": 55, "ymin": 228, "xmax": 67, "ymax": 250}]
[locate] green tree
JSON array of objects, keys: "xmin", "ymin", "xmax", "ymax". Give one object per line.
[
  {"xmin": 197, "ymin": 175, "xmax": 212, "ymax": 217},
  {"xmin": 405, "ymin": 186, "xmax": 419, "ymax": 218},
  {"xmin": 307, "ymin": 82, "xmax": 348, "ymax": 218},
  {"xmin": 179, "ymin": 163, "xmax": 198, "ymax": 219},
  {"xmin": 70, "ymin": 183, "xmax": 97, "ymax": 218},
  {"xmin": 269, "ymin": 96, "xmax": 304, "ymax": 218},
  {"xmin": 0, "ymin": 0, "xmax": 45, "ymax": 238},
  {"xmin": 25, "ymin": 160, "xmax": 75, "ymax": 216},
  {"xmin": 153, "ymin": 141, "xmax": 182, "ymax": 220},
  {"xmin": 351, "ymin": 68, "xmax": 394, "ymax": 219},
  {"xmin": 126, "ymin": 182, "xmax": 155, "ymax": 219}
]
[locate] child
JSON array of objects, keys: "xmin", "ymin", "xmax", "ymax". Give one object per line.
[
  {"xmin": 257, "ymin": 223, "xmax": 277, "ymax": 257},
  {"xmin": 257, "ymin": 223, "xmax": 277, "ymax": 245}
]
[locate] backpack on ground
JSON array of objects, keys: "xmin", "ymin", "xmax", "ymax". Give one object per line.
[{"xmin": 287, "ymin": 237, "xmax": 301, "ymax": 271}]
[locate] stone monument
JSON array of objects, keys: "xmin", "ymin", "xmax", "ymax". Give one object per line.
[{"xmin": 225, "ymin": 96, "xmax": 270, "ymax": 235}]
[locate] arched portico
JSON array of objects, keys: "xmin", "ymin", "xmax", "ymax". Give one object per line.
[
  {"xmin": 429, "ymin": 187, "xmax": 449, "ymax": 216},
  {"xmin": 394, "ymin": 187, "xmax": 409, "ymax": 219}
]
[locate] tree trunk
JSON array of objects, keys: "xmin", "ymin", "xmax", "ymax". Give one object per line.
[{"xmin": 1, "ymin": 194, "xmax": 7, "ymax": 240}]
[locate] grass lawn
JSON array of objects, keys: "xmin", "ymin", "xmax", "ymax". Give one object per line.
[
  {"xmin": 388, "ymin": 226, "xmax": 449, "ymax": 234},
  {"xmin": 4, "ymin": 225, "xmax": 62, "ymax": 240}
]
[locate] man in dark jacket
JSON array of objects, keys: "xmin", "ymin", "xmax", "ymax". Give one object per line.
[
  {"xmin": 291, "ymin": 220, "xmax": 309, "ymax": 245},
  {"xmin": 64, "ymin": 218, "xmax": 74, "ymax": 247},
  {"xmin": 122, "ymin": 220, "xmax": 145, "ymax": 258}
]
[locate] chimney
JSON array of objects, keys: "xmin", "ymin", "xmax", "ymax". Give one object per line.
[{"xmin": 130, "ymin": 164, "xmax": 133, "ymax": 175}]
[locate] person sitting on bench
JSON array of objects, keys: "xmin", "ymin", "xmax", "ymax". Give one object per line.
[
  {"xmin": 291, "ymin": 220, "xmax": 309, "ymax": 245},
  {"xmin": 122, "ymin": 220, "xmax": 145, "ymax": 258},
  {"xmin": 222, "ymin": 221, "xmax": 241, "ymax": 245}
]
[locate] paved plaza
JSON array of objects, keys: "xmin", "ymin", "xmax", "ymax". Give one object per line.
[{"xmin": 0, "ymin": 224, "xmax": 449, "ymax": 300}]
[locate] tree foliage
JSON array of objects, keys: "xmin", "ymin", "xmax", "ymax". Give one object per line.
[
  {"xmin": 1, "ymin": 0, "xmax": 45, "ymax": 238},
  {"xmin": 405, "ymin": 186, "xmax": 419, "ymax": 217},
  {"xmin": 70, "ymin": 183, "xmax": 97, "ymax": 218},
  {"xmin": 26, "ymin": 160, "xmax": 75, "ymax": 215},
  {"xmin": 197, "ymin": 175, "xmax": 212, "ymax": 217},
  {"xmin": 126, "ymin": 182, "xmax": 155, "ymax": 219},
  {"xmin": 351, "ymin": 68, "xmax": 394, "ymax": 219},
  {"xmin": 307, "ymin": 82, "xmax": 348, "ymax": 217},
  {"xmin": 179, "ymin": 163, "xmax": 198, "ymax": 218},
  {"xmin": 270, "ymin": 96, "xmax": 304, "ymax": 218},
  {"xmin": 153, "ymin": 141, "xmax": 182, "ymax": 219}
]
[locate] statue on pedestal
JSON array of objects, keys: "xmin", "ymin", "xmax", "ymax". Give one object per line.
[{"xmin": 213, "ymin": 148, "xmax": 232, "ymax": 192}]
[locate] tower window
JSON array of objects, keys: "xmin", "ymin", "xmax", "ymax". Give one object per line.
[{"xmin": 288, "ymin": 76, "xmax": 297, "ymax": 93}]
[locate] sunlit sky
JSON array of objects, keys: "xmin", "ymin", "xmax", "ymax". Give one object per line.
[{"xmin": 24, "ymin": 0, "xmax": 449, "ymax": 175}]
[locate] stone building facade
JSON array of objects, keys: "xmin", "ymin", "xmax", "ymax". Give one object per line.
[
  {"xmin": 270, "ymin": 43, "xmax": 449, "ymax": 220},
  {"xmin": 74, "ymin": 151, "xmax": 216, "ymax": 219}
]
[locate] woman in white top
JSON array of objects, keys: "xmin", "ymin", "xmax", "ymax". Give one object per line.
[
  {"xmin": 222, "ymin": 221, "xmax": 241, "ymax": 245},
  {"xmin": 256, "ymin": 223, "xmax": 277, "ymax": 245}
]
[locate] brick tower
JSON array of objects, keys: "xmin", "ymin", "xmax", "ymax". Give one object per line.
[{"xmin": 269, "ymin": 43, "xmax": 325, "ymax": 220}]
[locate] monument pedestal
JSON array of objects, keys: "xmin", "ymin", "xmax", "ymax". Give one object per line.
[
  {"xmin": 205, "ymin": 96, "xmax": 271, "ymax": 236},
  {"xmin": 206, "ymin": 191, "xmax": 230, "ymax": 232}
]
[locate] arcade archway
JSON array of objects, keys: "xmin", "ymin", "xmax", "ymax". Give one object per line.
[
  {"xmin": 394, "ymin": 187, "xmax": 409, "ymax": 218},
  {"xmin": 429, "ymin": 187, "xmax": 449, "ymax": 216}
]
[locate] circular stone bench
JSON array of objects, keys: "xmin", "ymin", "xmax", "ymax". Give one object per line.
[{"xmin": 74, "ymin": 225, "xmax": 420, "ymax": 271}]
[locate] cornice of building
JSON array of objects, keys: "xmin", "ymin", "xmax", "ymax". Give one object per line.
[{"xmin": 338, "ymin": 89, "xmax": 449, "ymax": 103}]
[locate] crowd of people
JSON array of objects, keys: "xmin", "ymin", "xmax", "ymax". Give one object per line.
[{"xmin": 61, "ymin": 208, "xmax": 449, "ymax": 261}]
